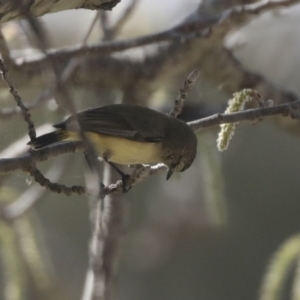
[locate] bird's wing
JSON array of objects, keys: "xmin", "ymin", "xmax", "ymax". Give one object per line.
[{"xmin": 54, "ymin": 107, "xmax": 163, "ymax": 143}]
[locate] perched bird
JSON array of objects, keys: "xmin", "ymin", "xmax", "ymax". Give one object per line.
[{"xmin": 28, "ymin": 104, "xmax": 197, "ymax": 191}]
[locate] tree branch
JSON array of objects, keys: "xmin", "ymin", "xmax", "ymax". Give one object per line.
[
  {"xmin": 170, "ymin": 69, "xmax": 200, "ymax": 117},
  {"xmin": 188, "ymin": 98, "xmax": 300, "ymax": 131},
  {"xmin": 0, "ymin": 96, "xmax": 299, "ymax": 196},
  {"xmin": 15, "ymin": 0, "xmax": 299, "ymax": 67},
  {"xmin": 0, "ymin": 95, "xmax": 298, "ymax": 192},
  {"xmin": 2, "ymin": 0, "xmax": 295, "ymax": 117},
  {"xmin": 0, "ymin": 0, "xmax": 122, "ymax": 23},
  {"xmin": 0, "ymin": 58, "xmax": 36, "ymax": 140},
  {"xmin": 27, "ymin": 165, "xmax": 85, "ymax": 195}
]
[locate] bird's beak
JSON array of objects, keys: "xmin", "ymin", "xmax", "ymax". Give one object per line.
[{"xmin": 166, "ymin": 170, "xmax": 173, "ymax": 180}]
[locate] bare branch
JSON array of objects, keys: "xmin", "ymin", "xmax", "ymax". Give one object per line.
[
  {"xmin": 27, "ymin": 165, "xmax": 86, "ymax": 196},
  {"xmin": 82, "ymin": 165, "xmax": 111, "ymax": 300},
  {"xmin": 1, "ymin": 0, "xmax": 294, "ymax": 117},
  {"xmin": 0, "ymin": 141, "xmax": 83, "ymax": 173},
  {"xmin": 16, "ymin": 19, "xmax": 213, "ymax": 67},
  {"xmin": 0, "ymin": 0, "xmax": 299, "ymax": 198},
  {"xmin": 170, "ymin": 69, "xmax": 200, "ymax": 117},
  {"xmin": 0, "ymin": 158, "xmax": 68, "ymax": 221},
  {"xmin": 189, "ymin": 98, "xmax": 300, "ymax": 132},
  {"xmin": 0, "ymin": 11, "xmax": 103, "ymax": 120},
  {"xmin": 0, "ymin": 95, "xmax": 300, "ymax": 196},
  {"xmin": 0, "ymin": 58, "xmax": 36, "ymax": 140},
  {"xmin": 16, "ymin": 0, "xmax": 299, "ymax": 67}
]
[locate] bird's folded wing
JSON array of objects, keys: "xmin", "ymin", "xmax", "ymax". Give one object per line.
[{"xmin": 54, "ymin": 109, "xmax": 163, "ymax": 143}]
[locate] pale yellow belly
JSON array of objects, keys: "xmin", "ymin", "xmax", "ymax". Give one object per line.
[{"xmin": 67, "ymin": 131, "xmax": 162, "ymax": 165}]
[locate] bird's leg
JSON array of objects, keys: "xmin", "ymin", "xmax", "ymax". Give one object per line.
[
  {"xmin": 103, "ymin": 153, "xmax": 131, "ymax": 193},
  {"xmin": 107, "ymin": 161, "xmax": 131, "ymax": 193}
]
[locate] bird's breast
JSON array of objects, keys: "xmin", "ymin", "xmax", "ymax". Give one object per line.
[{"xmin": 68, "ymin": 132, "xmax": 163, "ymax": 165}]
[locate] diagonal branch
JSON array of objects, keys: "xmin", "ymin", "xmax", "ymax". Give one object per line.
[
  {"xmin": 0, "ymin": 58, "xmax": 36, "ymax": 141},
  {"xmin": 0, "ymin": 158, "xmax": 69, "ymax": 221},
  {"xmin": 27, "ymin": 165, "xmax": 86, "ymax": 196}
]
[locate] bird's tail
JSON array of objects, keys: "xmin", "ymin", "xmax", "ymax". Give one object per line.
[{"xmin": 28, "ymin": 130, "xmax": 68, "ymax": 150}]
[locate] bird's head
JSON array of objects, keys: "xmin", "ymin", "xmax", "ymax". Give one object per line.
[{"xmin": 165, "ymin": 149, "xmax": 196, "ymax": 180}]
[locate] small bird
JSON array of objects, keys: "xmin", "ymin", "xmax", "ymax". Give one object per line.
[{"xmin": 28, "ymin": 104, "xmax": 197, "ymax": 191}]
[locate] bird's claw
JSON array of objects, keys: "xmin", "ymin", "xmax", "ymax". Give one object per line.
[{"xmin": 121, "ymin": 174, "xmax": 131, "ymax": 193}]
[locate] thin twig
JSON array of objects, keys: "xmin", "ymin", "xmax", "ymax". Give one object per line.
[
  {"xmin": 18, "ymin": 23, "xmax": 211, "ymax": 66},
  {"xmin": 0, "ymin": 2, "xmax": 135, "ymax": 119},
  {"xmin": 0, "ymin": 12, "xmax": 103, "ymax": 120},
  {"xmin": 188, "ymin": 98, "xmax": 300, "ymax": 132},
  {"xmin": 88, "ymin": 167, "xmax": 126, "ymax": 300},
  {"xmin": 0, "ymin": 158, "xmax": 70, "ymax": 221},
  {"xmin": 27, "ymin": 165, "xmax": 86, "ymax": 196},
  {"xmin": 20, "ymin": 8, "xmax": 103, "ymax": 176},
  {"xmin": 0, "ymin": 58, "xmax": 36, "ymax": 140},
  {"xmin": 170, "ymin": 69, "xmax": 200, "ymax": 117},
  {"xmin": 17, "ymin": 10, "xmax": 102, "ymax": 118},
  {"xmin": 82, "ymin": 164, "xmax": 109, "ymax": 300},
  {"xmin": 18, "ymin": 7, "xmax": 103, "ymax": 187},
  {"xmin": 97, "ymin": 163, "xmax": 167, "ymax": 197},
  {"xmin": 15, "ymin": 0, "xmax": 76, "ymax": 115}
]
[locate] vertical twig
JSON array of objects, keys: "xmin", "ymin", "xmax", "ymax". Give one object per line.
[
  {"xmin": 0, "ymin": 58, "xmax": 36, "ymax": 140},
  {"xmin": 98, "ymin": 166, "xmax": 125, "ymax": 300},
  {"xmin": 169, "ymin": 69, "xmax": 200, "ymax": 118},
  {"xmin": 82, "ymin": 6, "xmax": 139, "ymax": 300},
  {"xmin": 82, "ymin": 166, "xmax": 106, "ymax": 300},
  {"xmin": 82, "ymin": 164, "xmax": 125, "ymax": 300}
]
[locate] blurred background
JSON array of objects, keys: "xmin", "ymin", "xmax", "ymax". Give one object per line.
[{"xmin": 1, "ymin": 0, "xmax": 300, "ymax": 299}]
